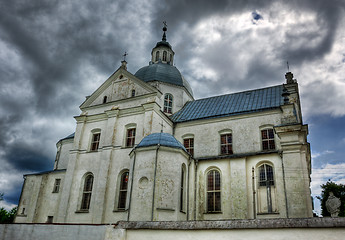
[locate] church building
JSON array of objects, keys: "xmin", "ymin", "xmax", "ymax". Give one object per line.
[{"xmin": 15, "ymin": 25, "xmax": 313, "ymax": 224}]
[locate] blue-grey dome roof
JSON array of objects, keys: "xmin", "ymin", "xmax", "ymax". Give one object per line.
[
  {"xmin": 134, "ymin": 62, "xmax": 193, "ymax": 97},
  {"xmin": 136, "ymin": 132, "xmax": 187, "ymax": 152}
]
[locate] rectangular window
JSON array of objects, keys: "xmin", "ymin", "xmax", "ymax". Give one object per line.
[
  {"xmin": 90, "ymin": 133, "xmax": 100, "ymax": 151},
  {"xmin": 220, "ymin": 134, "xmax": 233, "ymax": 155},
  {"xmin": 52, "ymin": 179, "xmax": 61, "ymax": 193},
  {"xmin": 126, "ymin": 128, "xmax": 136, "ymax": 147},
  {"xmin": 183, "ymin": 138, "xmax": 194, "ymax": 156},
  {"xmin": 261, "ymin": 129, "xmax": 275, "ymax": 150}
]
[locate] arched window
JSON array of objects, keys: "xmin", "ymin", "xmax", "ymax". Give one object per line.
[
  {"xmin": 81, "ymin": 173, "xmax": 94, "ymax": 211},
  {"xmin": 131, "ymin": 89, "xmax": 135, "ymax": 97},
  {"xmin": 259, "ymin": 164, "xmax": 274, "ymax": 187},
  {"xmin": 163, "ymin": 51, "xmax": 167, "ymax": 61},
  {"xmin": 164, "ymin": 94, "xmax": 173, "ymax": 113},
  {"xmin": 118, "ymin": 171, "xmax": 129, "ymax": 209},
  {"xmin": 155, "ymin": 51, "xmax": 160, "ymax": 61},
  {"xmin": 103, "ymin": 96, "xmax": 107, "ymax": 104},
  {"xmin": 257, "ymin": 163, "xmax": 276, "ymax": 213},
  {"xmin": 207, "ymin": 169, "xmax": 221, "ymax": 212}
]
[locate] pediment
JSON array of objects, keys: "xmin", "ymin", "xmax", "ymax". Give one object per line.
[{"xmin": 80, "ymin": 66, "xmax": 160, "ymax": 109}]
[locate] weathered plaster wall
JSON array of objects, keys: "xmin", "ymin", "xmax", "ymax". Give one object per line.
[
  {"xmin": 15, "ymin": 171, "xmax": 66, "ymax": 224},
  {"xmin": 174, "ymin": 110, "xmax": 282, "ymax": 158},
  {"xmin": 4, "ymin": 218, "xmax": 345, "ymax": 240},
  {"xmin": 56, "ymin": 139, "xmax": 73, "ymax": 170}
]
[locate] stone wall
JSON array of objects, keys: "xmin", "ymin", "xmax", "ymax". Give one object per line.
[{"xmin": 2, "ymin": 218, "xmax": 345, "ymax": 240}]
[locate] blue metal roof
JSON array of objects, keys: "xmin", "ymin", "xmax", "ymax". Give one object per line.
[
  {"xmin": 134, "ymin": 62, "xmax": 193, "ymax": 97},
  {"xmin": 58, "ymin": 132, "xmax": 75, "ymax": 142},
  {"xmin": 171, "ymin": 85, "xmax": 284, "ymax": 123},
  {"xmin": 136, "ymin": 132, "xmax": 187, "ymax": 152}
]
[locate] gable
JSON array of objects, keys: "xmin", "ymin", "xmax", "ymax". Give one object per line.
[{"xmin": 80, "ymin": 67, "xmax": 160, "ymax": 109}]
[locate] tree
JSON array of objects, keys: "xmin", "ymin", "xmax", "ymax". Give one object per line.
[
  {"xmin": 0, "ymin": 192, "xmax": 17, "ymax": 223},
  {"xmin": 317, "ymin": 180, "xmax": 345, "ymax": 217}
]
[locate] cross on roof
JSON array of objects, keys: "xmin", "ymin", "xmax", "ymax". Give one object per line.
[{"xmin": 123, "ymin": 52, "xmax": 128, "ymax": 61}]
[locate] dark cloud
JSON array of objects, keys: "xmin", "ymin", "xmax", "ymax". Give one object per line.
[
  {"xmin": 5, "ymin": 142, "xmax": 53, "ymax": 172},
  {"xmin": 0, "ymin": 0, "xmax": 344, "ymax": 210}
]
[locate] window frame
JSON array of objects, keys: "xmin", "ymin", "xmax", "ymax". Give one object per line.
[
  {"xmin": 117, "ymin": 171, "xmax": 129, "ymax": 210},
  {"xmin": 261, "ymin": 128, "xmax": 275, "ymax": 151},
  {"xmin": 183, "ymin": 138, "xmax": 194, "ymax": 157},
  {"xmin": 206, "ymin": 169, "xmax": 222, "ymax": 213},
  {"xmin": 258, "ymin": 164, "xmax": 275, "ymax": 187},
  {"xmin": 155, "ymin": 51, "xmax": 160, "ymax": 61},
  {"xmin": 164, "ymin": 93, "xmax": 173, "ymax": 114},
  {"xmin": 220, "ymin": 132, "xmax": 234, "ymax": 155},
  {"xmin": 126, "ymin": 128, "xmax": 136, "ymax": 147},
  {"xmin": 52, "ymin": 179, "xmax": 61, "ymax": 193},
  {"xmin": 163, "ymin": 51, "xmax": 167, "ymax": 61},
  {"xmin": 90, "ymin": 131, "xmax": 101, "ymax": 152},
  {"xmin": 80, "ymin": 173, "xmax": 94, "ymax": 211}
]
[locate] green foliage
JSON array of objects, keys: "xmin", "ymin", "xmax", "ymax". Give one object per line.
[
  {"xmin": 317, "ymin": 180, "xmax": 345, "ymax": 217},
  {"xmin": 0, "ymin": 206, "xmax": 17, "ymax": 223},
  {"xmin": 0, "ymin": 207, "xmax": 17, "ymax": 223},
  {"xmin": 0, "ymin": 192, "xmax": 17, "ymax": 223}
]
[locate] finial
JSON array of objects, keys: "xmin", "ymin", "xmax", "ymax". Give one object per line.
[
  {"xmin": 162, "ymin": 21, "xmax": 167, "ymax": 41},
  {"xmin": 123, "ymin": 52, "xmax": 128, "ymax": 61},
  {"xmin": 121, "ymin": 52, "xmax": 128, "ymax": 69}
]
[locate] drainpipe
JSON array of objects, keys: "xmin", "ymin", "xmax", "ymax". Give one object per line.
[
  {"xmin": 281, "ymin": 152, "xmax": 289, "ymax": 218},
  {"xmin": 194, "ymin": 159, "xmax": 198, "ymax": 220},
  {"xmin": 151, "ymin": 144, "xmax": 160, "ymax": 221},
  {"xmin": 252, "ymin": 167, "xmax": 256, "ymax": 219},
  {"xmin": 127, "ymin": 151, "xmax": 136, "ymax": 221},
  {"xmin": 186, "ymin": 157, "xmax": 191, "ymax": 220}
]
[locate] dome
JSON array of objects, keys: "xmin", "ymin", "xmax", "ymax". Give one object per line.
[
  {"xmin": 136, "ymin": 132, "xmax": 187, "ymax": 152},
  {"xmin": 134, "ymin": 62, "xmax": 194, "ymax": 97}
]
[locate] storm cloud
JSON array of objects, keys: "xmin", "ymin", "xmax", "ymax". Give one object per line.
[{"xmin": 0, "ymin": 0, "xmax": 345, "ymax": 216}]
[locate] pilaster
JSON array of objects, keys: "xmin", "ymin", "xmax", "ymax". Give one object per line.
[{"xmin": 274, "ymin": 124, "xmax": 312, "ymax": 218}]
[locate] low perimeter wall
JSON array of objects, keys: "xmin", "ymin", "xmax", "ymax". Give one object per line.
[{"xmin": 1, "ymin": 218, "xmax": 345, "ymax": 240}]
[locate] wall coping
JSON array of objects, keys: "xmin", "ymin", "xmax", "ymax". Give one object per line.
[{"xmin": 114, "ymin": 218, "xmax": 345, "ymax": 230}]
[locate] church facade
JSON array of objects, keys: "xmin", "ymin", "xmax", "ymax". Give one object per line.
[{"xmin": 15, "ymin": 26, "xmax": 313, "ymax": 224}]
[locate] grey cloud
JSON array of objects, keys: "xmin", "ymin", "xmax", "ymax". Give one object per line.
[
  {"xmin": 0, "ymin": 0, "xmax": 344, "ymax": 208},
  {"xmin": 5, "ymin": 141, "xmax": 53, "ymax": 172}
]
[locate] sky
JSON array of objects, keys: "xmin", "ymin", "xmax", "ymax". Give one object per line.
[{"xmin": 0, "ymin": 0, "xmax": 344, "ymax": 216}]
